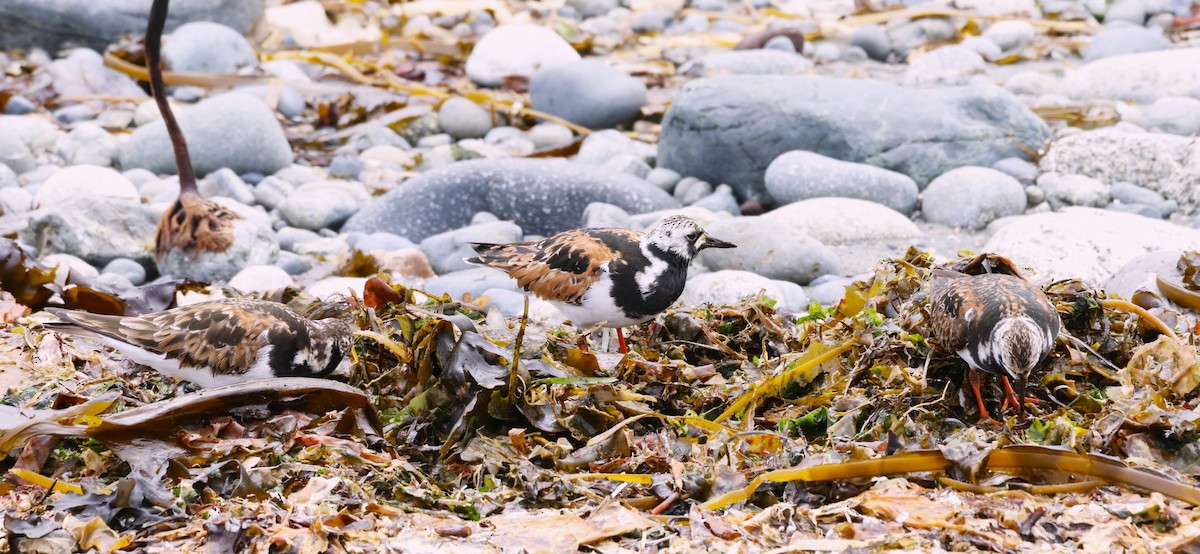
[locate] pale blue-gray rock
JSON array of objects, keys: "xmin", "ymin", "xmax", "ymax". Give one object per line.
[
  {"xmin": 20, "ymin": 197, "xmax": 160, "ymax": 265},
  {"xmin": 1139, "ymin": 96, "xmax": 1200, "ymax": 136},
  {"xmin": 679, "ymin": 271, "xmax": 789, "ymax": 309},
  {"xmin": 420, "ymin": 220, "xmax": 523, "ymax": 274},
  {"xmin": 162, "ymin": 21, "xmax": 257, "ymax": 74},
  {"xmin": 528, "ymin": 122, "xmax": 574, "ymax": 150},
  {"xmin": 767, "ymin": 35, "xmax": 799, "ymax": 53},
  {"xmin": 690, "ymin": 185, "xmax": 740, "ymax": 215},
  {"xmin": 4, "ymin": 96, "xmax": 35, "ymax": 115},
  {"xmin": 984, "ymin": 208, "xmax": 1200, "ymax": 284},
  {"xmin": 227, "ymin": 265, "xmax": 294, "ymax": 294},
  {"xmin": 0, "ymin": 132, "xmax": 34, "ymax": 175},
  {"xmin": 582, "ymin": 202, "xmax": 636, "ymax": 229},
  {"xmin": 351, "ymin": 232, "xmax": 417, "ymax": 252},
  {"xmin": 122, "ymin": 168, "xmax": 157, "ymax": 188},
  {"xmin": 0, "ymin": 165, "xmax": 19, "ymax": 189},
  {"xmin": 277, "ymin": 188, "xmax": 360, "ymax": 231},
  {"xmin": 646, "ymin": 167, "xmax": 682, "ymax": 191},
  {"xmin": 904, "ymin": 45, "xmax": 985, "ymax": 87},
  {"xmin": 631, "ymin": 10, "xmax": 673, "ymax": 33},
  {"xmin": 530, "ymin": 60, "xmax": 647, "ymax": 129},
  {"xmin": 887, "ymin": 18, "xmax": 957, "ymax": 56},
  {"xmin": 438, "ymin": 97, "xmax": 493, "ymax": 140},
  {"xmin": 575, "ymin": 130, "xmax": 656, "ymax": 165},
  {"xmin": 1064, "ymin": 48, "xmax": 1200, "ymax": 103},
  {"xmin": 101, "ymin": 257, "xmax": 146, "ymax": 286},
  {"xmin": 1037, "ymin": 172, "xmax": 1112, "ymax": 209},
  {"xmin": 770, "ymin": 279, "xmax": 809, "ymax": 313},
  {"xmin": 156, "ymin": 217, "xmax": 278, "ymax": 281},
  {"xmin": 764, "ymin": 197, "xmax": 921, "ymax": 274},
  {"xmin": 342, "ymin": 158, "xmax": 679, "ymax": 241},
  {"xmin": 1110, "ymin": 181, "xmax": 1177, "ymax": 217},
  {"xmin": 1084, "ymin": 25, "xmax": 1169, "ymax": 62},
  {"xmin": 960, "ymin": 36, "xmax": 1003, "ymax": 62},
  {"xmin": 811, "ymin": 41, "xmax": 839, "ymax": 62},
  {"xmin": 764, "ymin": 151, "xmax": 919, "ymax": 214},
  {"xmin": 1107, "ymin": 202, "xmax": 1162, "ymax": 218},
  {"xmin": 465, "ymin": 24, "xmax": 581, "ymax": 87},
  {"xmin": 1025, "ymin": 185, "xmax": 1045, "ymax": 206},
  {"xmin": 277, "ymin": 226, "xmax": 322, "ymax": 252},
  {"xmin": 0, "ymin": 0, "xmax": 264, "ymax": 52},
  {"xmin": 199, "ymin": 168, "xmax": 255, "ymax": 205},
  {"xmin": 804, "ymin": 274, "xmax": 859, "ymax": 306},
  {"xmin": 674, "ymin": 177, "xmax": 712, "ymax": 205},
  {"xmin": 659, "ymin": 76, "xmax": 1049, "ymax": 201},
  {"xmin": 603, "ymin": 154, "xmax": 652, "ymax": 179},
  {"xmin": 683, "ymin": 50, "xmax": 813, "ymax": 76},
  {"xmin": 425, "ymin": 267, "xmax": 522, "ymax": 299},
  {"xmin": 850, "ymin": 24, "xmax": 891, "ymax": 61},
  {"xmin": 921, "ymin": 167, "xmax": 1026, "ymax": 230},
  {"xmin": 119, "ymin": 92, "xmax": 292, "ymax": 176},
  {"xmin": 45, "ymin": 49, "xmax": 146, "ymax": 99},
  {"xmin": 327, "ymin": 156, "xmax": 364, "ymax": 179},
  {"xmin": 992, "ymin": 157, "xmax": 1039, "ymax": 183},
  {"xmin": 34, "ymin": 165, "xmax": 140, "ymax": 208},
  {"xmin": 565, "ymin": 0, "xmax": 619, "ymax": 18},
  {"xmin": 52, "ymin": 105, "xmax": 96, "ymax": 124},
  {"xmin": 0, "ymin": 187, "xmax": 32, "ymax": 214},
  {"xmin": 982, "ymin": 20, "xmax": 1035, "ymax": 53},
  {"xmin": 696, "ymin": 215, "xmax": 836, "ymax": 284},
  {"xmin": 275, "ymin": 251, "xmax": 315, "ymax": 275}
]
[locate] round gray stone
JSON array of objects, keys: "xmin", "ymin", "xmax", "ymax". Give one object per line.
[
  {"xmin": 530, "ymin": 60, "xmax": 647, "ymax": 129},
  {"xmin": 277, "ymin": 188, "xmax": 360, "ymax": 231},
  {"xmin": 921, "ymin": 167, "xmax": 1026, "ymax": 230},
  {"xmin": 1084, "ymin": 25, "xmax": 1169, "ymax": 62},
  {"xmin": 765, "ymin": 150, "xmax": 919, "ymax": 214},
  {"xmin": 102, "ymin": 257, "xmax": 147, "ymax": 286},
  {"xmin": 465, "ymin": 24, "xmax": 581, "ymax": 87},
  {"xmin": 162, "ymin": 21, "xmax": 257, "ymax": 73},
  {"xmin": 1037, "ymin": 172, "xmax": 1112, "ymax": 209},
  {"xmin": 118, "ymin": 92, "xmax": 293, "ymax": 176},
  {"xmin": 696, "ymin": 216, "xmax": 837, "ymax": 284},
  {"xmin": 438, "ymin": 97, "xmax": 493, "ymax": 140},
  {"xmin": 342, "ymin": 158, "xmax": 679, "ymax": 241}
]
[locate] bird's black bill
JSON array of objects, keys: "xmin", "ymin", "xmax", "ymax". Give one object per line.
[
  {"xmin": 700, "ymin": 236, "xmax": 736, "ymax": 250},
  {"xmin": 1016, "ymin": 375, "xmax": 1027, "ymax": 418}
]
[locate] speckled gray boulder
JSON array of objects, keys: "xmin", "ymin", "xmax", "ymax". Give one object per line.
[
  {"xmin": 1039, "ymin": 129, "xmax": 1200, "ymax": 214},
  {"xmin": 765, "ymin": 151, "xmax": 919, "ymax": 214},
  {"xmin": 119, "ymin": 92, "xmax": 292, "ymax": 177},
  {"xmin": 921, "ymin": 167, "xmax": 1026, "ymax": 230},
  {"xmin": 659, "ymin": 76, "xmax": 1048, "ymax": 201},
  {"xmin": 20, "ymin": 197, "xmax": 160, "ymax": 266},
  {"xmin": 342, "ymin": 158, "xmax": 679, "ymax": 242},
  {"xmin": 0, "ymin": 0, "xmax": 263, "ymax": 52}
]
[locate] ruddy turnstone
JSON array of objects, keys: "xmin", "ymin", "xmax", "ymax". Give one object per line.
[
  {"xmin": 465, "ymin": 215, "xmax": 735, "ymax": 353},
  {"xmin": 147, "ymin": 0, "xmax": 242, "ymax": 261},
  {"xmin": 928, "ymin": 273, "xmax": 1060, "ymax": 420},
  {"xmin": 47, "ymin": 299, "xmax": 353, "ymax": 388}
]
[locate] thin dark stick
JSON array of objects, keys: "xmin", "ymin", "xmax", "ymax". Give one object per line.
[{"xmin": 145, "ymin": 0, "xmax": 196, "ymax": 194}]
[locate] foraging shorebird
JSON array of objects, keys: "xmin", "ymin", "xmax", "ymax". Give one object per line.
[
  {"xmin": 465, "ymin": 215, "xmax": 735, "ymax": 353},
  {"xmin": 47, "ymin": 300, "xmax": 353, "ymax": 388},
  {"xmin": 927, "ymin": 273, "xmax": 1060, "ymax": 421}
]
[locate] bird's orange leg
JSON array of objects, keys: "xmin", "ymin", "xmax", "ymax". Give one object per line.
[
  {"xmin": 999, "ymin": 376, "xmax": 1042, "ymax": 414},
  {"xmin": 967, "ymin": 368, "xmax": 997, "ymax": 423},
  {"xmin": 616, "ymin": 328, "xmax": 628, "ymax": 354}
]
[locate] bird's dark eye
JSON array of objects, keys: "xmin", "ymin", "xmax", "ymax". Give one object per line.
[{"xmin": 687, "ymin": 231, "xmax": 701, "ymax": 241}]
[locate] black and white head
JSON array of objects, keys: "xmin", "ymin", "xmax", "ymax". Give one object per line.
[
  {"xmin": 987, "ymin": 315, "xmax": 1058, "ymax": 413},
  {"xmin": 644, "ymin": 216, "xmax": 735, "ymax": 260}
]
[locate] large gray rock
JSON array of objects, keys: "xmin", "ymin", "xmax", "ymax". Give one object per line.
[
  {"xmin": 0, "ymin": 0, "xmax": 264, "ymax": 52},
  {"xmin": 903, "ymin": 45, "xmax": 985, "ymax": 87},
  {"xmin": 1037, "ymin": 172, "xmax": 1111, "ymax": 209},
  {"xmin": 46, "ymin": 49, "xmax": 147, "ymax": 100},
  {"xmin": 420, "ymin": 220, "xmax": 523, "ymax": 274},
  {"xmin": 530, "ymin": 60, "xmax": 647, "ymax": 129},
  {"xmin": 1139, "ymin": 96, "xmax": 1200, "ymax": 136},
  {"xmin": 162, "ymin": 21, "xmax": 258, "ymax": 74},
  {"xmin": 764, "ymin": 151, "xmax": 919, "ymax": 214},
  {"xmin": 984, "ymin": 208, "xmax": 1200, "ymax": 284},
  {"xmin": 921, "ymin": 166, "xmax": 1026, "ymax": 230},
  {"xmin": 277, "ymin": 188, "xmax": 360, "ymax": 231},
  {"xmin": 20, "ymin": 197, "xmax": 160, "ymax": 265},
  {"xmin": 659, "ymin": 76, "xmax": 1048, "ymax": 201},
  {"xmin": 34, "ymin": 165, "xmax": 140, "ymax": 208},
  {"xmin": 0, "ymin": 132, "xmax": 34, "ymax": 175},
  {"xmin": 342, "ymin": 158, "xmax": 679, "ymax": 242},
  {"xmin": 119, "ymin": 92, "xmax": 292, "ymax": 176},
  {"xmin": 680, "ymin": 270, "xmax": 786, "ymax": 309},
  {"xmin": 1039, "ymin": 129, "xmax": 1200, "ymax": 214},
  {"xmin": 696, "ymin": 216, "xmax": 837, "ymax": 284}
]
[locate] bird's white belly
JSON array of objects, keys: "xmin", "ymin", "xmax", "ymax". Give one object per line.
[
  {"xmin": 551, "ymin": 274, "xmax": 649, "ymax": 328},
  {"xmin": 94, "ymin": 335, "xmax": 276, "ymax": 388}
]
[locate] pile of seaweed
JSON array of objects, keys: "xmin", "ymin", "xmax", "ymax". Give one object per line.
[{"xmin": 2, "ymin": 248, "xmax": 1200, "ymax": 552}]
